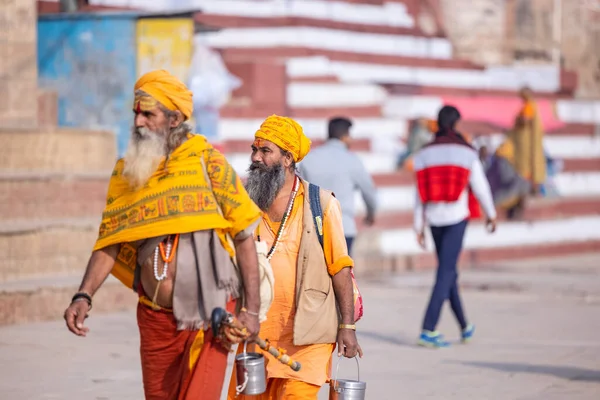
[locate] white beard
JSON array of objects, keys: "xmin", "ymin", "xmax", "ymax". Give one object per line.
[{"xmin": 122, "ymin": 127, "xmax": 166, "ymax": 190}]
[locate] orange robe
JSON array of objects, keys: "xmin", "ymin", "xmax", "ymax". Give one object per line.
[
  {"xmin": 137, "ymin": 298, "xmax": 236, "ymax": 400},
  {"xmin": 228, "ymin": 185, "xmax": 351, "ymax": 399},
  {"xmin": 510, "ymin": 100, "xmax": 547, "ymax": 185}
]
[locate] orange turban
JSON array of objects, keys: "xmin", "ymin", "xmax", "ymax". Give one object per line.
[
  {"xmin": 254, "ymin": 115, "xmax": 311, "ymax": 162},
  {"xmin": 134, "ymin": 70, "xmax": 193, "ymax": 120}
]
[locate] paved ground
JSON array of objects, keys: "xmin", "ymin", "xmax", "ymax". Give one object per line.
[{"xmin": 1, "ymin": 254, "xmax": 600, "ymax": 399}]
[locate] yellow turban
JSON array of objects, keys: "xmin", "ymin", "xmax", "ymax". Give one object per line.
[
  {"xmin": 134, "ymin": 70, "xmax": 193, "ymax": 120},
  {"xmin": 254, "ymin": 115, "xmax": 311, "ymax": 162}
]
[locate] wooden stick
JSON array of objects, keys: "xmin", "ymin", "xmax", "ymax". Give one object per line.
[{"xmin": 254, "ymin": 337, "xmax": 302, "ymax": 372}]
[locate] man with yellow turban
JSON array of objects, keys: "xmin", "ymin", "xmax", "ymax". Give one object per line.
[
  {"xmin": 227, "ymin": 115, "xmax": 362, "ymax": 399},
  {"xmin": 62, "ymin": 70, "xmax": 263, "ymax": 400}
]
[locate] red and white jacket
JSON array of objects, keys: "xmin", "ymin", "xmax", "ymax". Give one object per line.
[{"xmin": 413, "ymin": 132, "xmax": 496, "ymax": 232}]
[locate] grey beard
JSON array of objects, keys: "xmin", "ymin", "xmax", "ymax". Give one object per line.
[{"xmin": 245, "ymin": 162, "xmax": 286, "ymax": 211}]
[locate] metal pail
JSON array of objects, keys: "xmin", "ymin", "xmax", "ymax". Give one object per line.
[
  {"xmin": 329, "ymin": 356, "xmax": 366, "ymax": 400},
  {"xmin": 235, "ymin": 342, "xmax": 267, "ymax": 395}
]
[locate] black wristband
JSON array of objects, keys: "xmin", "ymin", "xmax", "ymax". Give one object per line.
[{"xmin": 71, "ymin": 292, "xmax": 92, "ymax": 310}]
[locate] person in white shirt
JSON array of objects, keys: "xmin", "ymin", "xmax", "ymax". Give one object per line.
[{"xmin": 413, "ymin": 105, "xmax": 497, "ymax": 348}]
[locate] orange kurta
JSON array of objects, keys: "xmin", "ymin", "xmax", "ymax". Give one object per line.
[{"xmin": 229, "ymin": 184, "xmax": 351, "ymax": 399}]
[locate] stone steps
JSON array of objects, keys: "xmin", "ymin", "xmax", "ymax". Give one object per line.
[
  {"xmin": 221, "ymin": 104, "xmax": 383, "ymax": 119},
  {"xmin": 0, "ymin": 222, "xmax": 98, "ymax": 282},
  {"xmin": 0, "ymin": 173, "xmax": 110, "ymax": 221},
  {"xmin": 221, "ymin": 46, "xmax": 478, "ymax": 70},
  {"xmin": 0, "ymin": 127, "xmax": 116, "ymax": 173},
  {"xmin": 195, "ymin": 13, "xmax": 426, "ymax": 38},
  {"xmin": 0, "ymin": 274, "xmax": 137, "ymax": 326},
  {"xmin": 353, "ymin": 238, "xmax": 600, "ymax": 278},
  {"xmin": 354, "ymin": 196, "xmax": 600, "ymax": 231},
  {"xmin": 372, "ymin": 158, "xmax": 600, "ymax": 186}
]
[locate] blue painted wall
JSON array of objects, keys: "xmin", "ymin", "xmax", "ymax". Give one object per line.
[{"xmin": 38, "ymin": 14, "xmax": 137, "ymax": 156}]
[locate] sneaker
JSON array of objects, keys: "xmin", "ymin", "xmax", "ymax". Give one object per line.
[
  {"xmin": 461, "ymin": 324, "xmax": 475, "ymax": 343},
  {"xmin": 418, "ymin": 330, "xmax": 450, "ymax": 348}
]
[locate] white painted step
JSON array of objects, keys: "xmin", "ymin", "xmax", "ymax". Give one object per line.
[
  {"xmin": 201, "ymin": 27, "xmax": 452, "ymax": 59},
  {"xmin": 89, "ymin": 0, "xmax": 415, "ymax": 28},
  {"xmin": 288, "ymin": 82, "xmax": 388, "ymax": 108},
  {"xmin": 288, "ymin": 57, "xmax": 560, "ymax": 92},
  {"xmin": 379, "ymin": 216, "xmax": 600, "ymax": 256},
  {"xmin": 218, "ymin": 117, "xmax": 407, "ymax": 140},
  {"xmin": 556, "ymin": 100, "xmax": 600, "ymax": 125},
  {"xmin": 381, "ymin": 95, "xmax": 443, "ymax": 120}
]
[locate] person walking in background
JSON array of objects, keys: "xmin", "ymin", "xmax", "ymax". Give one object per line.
[
  {"xmin": 299, "ymin": 117, "xmax": 377, "ymax": 255},
  {"xmin": 396, "ymin": 117, "xmax": 434, "ymax": 170},
  {"xmin": 413, "ymin": 105, "xmax": 497, "ymax": 348},
  {"xmin": 509, "ymin": 87, "xmax": 547, "ymax": 195}
]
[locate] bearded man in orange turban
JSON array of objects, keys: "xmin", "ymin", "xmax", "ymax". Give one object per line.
[
  {"xmin": 226, "ymin": 115, "xmax": 362, "ymax": 400},
  {"xmin": 63, "ymin": 70, "xmax": 263, "ymax": 400}
]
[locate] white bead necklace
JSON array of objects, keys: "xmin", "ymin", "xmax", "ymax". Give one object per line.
[
  {"xmin": 266, "ymin": 176, "xmax": 300, "ymax": 261},
  {"xmin": 153, "ymin": 239, "xmax": 173, "ymax": 281}
]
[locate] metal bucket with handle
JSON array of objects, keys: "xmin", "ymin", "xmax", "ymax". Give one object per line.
[
  {"xmin": 234, "ymin": 341, "xmax": 266, "ymax": 396},
  {"xmin": 329, "ymin": 355, "xmax": 366, "ymax": 400}
]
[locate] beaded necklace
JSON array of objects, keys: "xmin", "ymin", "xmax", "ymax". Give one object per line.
[
  {"xmin": 153, "ymin": 234, "xmax": 179, "ymax": 281},
  {"xmin": 150, "ymin": 234, "xmax": 179, "ymax": 309},
  {"xmin": 261, "ymin": 176, "xmax": 300, "ymax": 261}
]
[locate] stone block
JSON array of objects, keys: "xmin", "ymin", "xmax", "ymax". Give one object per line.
[
  {"xmin": 0, "ymin": 278, "xmax": 137, "ymax": 326},
  {"xmin": 0, "ymin": 175, "xmax": 109, "ymax": 221},
  {"xmin": 0, "ymin": 128, "xmax": 117, "ymax": 172},
  {"xmin": 0, "ymin": 225, "xmax": 99, "ymax": 282}
]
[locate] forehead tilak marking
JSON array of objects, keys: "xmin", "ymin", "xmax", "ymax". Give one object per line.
[{"xmin": 133, "ymin": 94, "xmax": 160, "ymax": 112}]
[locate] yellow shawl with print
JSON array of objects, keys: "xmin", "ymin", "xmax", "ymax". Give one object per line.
[{"xmin": 94, "ymin": 134, "xmax": 261, "ymax": 289}]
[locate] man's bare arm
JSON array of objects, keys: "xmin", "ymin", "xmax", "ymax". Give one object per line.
[
  {"xmin": 234, "ymin": 235, "xmax": 261, "ymax": 339},
  {"xmin": 64, "ymin": 244, "xmax": 119, "ymax": 336},
  {"xmin": 332, "ymin": 267, "xmax": 362, "ymax": 358},
  {"xmin": 78, "ymin": 245, "xmax": 120, "ymax": 296},
  {"xmin": 332, "ymin": 267, "xmax": 354, "ymax": 324}
]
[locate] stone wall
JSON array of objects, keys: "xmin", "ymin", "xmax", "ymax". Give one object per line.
[
  {"xmin": 560, "ymin": 1, "xmax": 600, "ymax": 98},
  {"xmin": 437, "ymin": 0, "xmax": 508, "ymax": 65},
  {"xmin": 436, "ymin": 0, "xmax": 600, "ymax": 97},
  {"xmin": 0, "ymin": 0, "xmax": 38, "ymax": 128}
]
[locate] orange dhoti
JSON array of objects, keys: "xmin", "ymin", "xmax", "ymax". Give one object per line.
[
  {"xmin": 137, "ymin": 299, "xmax": 236, "ymax": 400},
  {"xmin": 227, "ymin": 367, "xmax": 321, "ymax": 400}
]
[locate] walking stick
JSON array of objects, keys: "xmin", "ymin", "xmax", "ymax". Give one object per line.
[
  {"xmin": 211, "ymin": 307, "xmax": 302, "ymax": 371},
  {"xmin": 254, "ymin": 337, "xmax": 301, "ymax": 371}
]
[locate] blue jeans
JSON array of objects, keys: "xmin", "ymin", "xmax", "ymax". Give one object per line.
[{"xmin": 422, "ymin": 219, "xmax": 468, "ymax": 332}]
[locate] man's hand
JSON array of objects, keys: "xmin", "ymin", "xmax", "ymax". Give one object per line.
[
  {"xmin": 64, "ymin": 300, "xmax": 90, "ymax": 337},
  {"xmin": 416, "ymin": 231, "xmax": 426, "ymax": 250},
  {"xmin": 238, "ymin": 311, "xmax": 260, "ymax": 342},
  {"xmin": 486, "ymin": 218, "xmax": 497, "ymax": 233},
  {"xmin": 337, "ymin": 328, "xmax": 363, "ymax": 358},
  {"xmin": 364, "ymin": 213, "xmax": 375, "ymax": 227},
  {"xmin": 215, "ymin": 313, "xmax": 251, "ymax": 351}
]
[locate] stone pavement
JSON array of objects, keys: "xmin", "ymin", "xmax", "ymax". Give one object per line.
[{"xmin": 1, "ymin": 254, "xmax": 599, "ymax": 400}]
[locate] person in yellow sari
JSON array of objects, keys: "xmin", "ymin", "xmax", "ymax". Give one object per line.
[
  {"xmin": 484, "ymin": 137, "xmax": 531, "ymax": 220},
  {"xmin": 63, "ymin": 70, "xmax": 262, "ymax": 400},
  {"xmin": 509, "ymin": 87, "xmax": 547, "ymax": 194}
]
